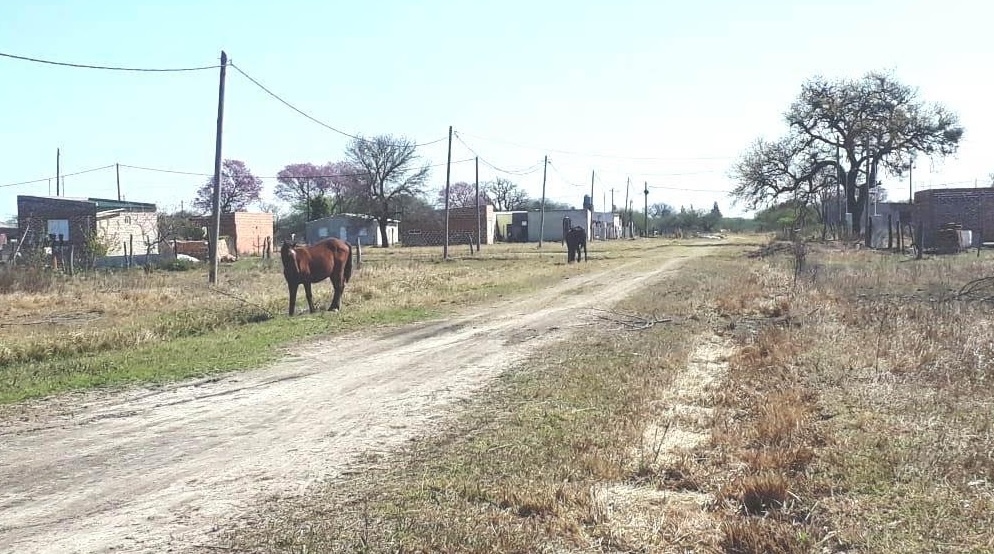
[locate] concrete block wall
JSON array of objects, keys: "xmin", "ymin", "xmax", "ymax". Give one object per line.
[{"xmin": 914, "ymin": 188, "xmax": 994, "ymax": 248}]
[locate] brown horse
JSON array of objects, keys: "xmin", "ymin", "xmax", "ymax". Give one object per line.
[{"xmin": 280, "ymin": 237, "xmax": 354, "ymax": 315}]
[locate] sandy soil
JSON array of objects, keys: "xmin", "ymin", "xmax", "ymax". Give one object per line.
[{"xmin": 0, "ymin": 249, "xmax": 701, "ymax": 554}]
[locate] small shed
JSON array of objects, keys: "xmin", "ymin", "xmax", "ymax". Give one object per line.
[
  {"xmin": 305, "ymin": 213, "xmax": 398, "ymax": 247},
  {"xmin": 189, "ymin": 211, "xmax": 274, "ymax": 256},
  {"xmin": 526, "ymin": 209, "xmax": 592, "ymax": 243}
]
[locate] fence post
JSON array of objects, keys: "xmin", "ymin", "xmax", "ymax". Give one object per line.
[{"xmin": 888, "ymin": 214, "xmax": 893, "ymax": 250}]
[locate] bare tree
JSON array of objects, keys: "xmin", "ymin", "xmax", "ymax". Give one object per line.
[
  {"xmin": 435, "ymin": 181, "xmax": 488, "ymax": 208},
  {"xmin": 486, "ymin": 177, "xmax": 529, "ymax": 211},
  {"xmin": 734, "ymin": 71, "xmax": 963, "ymax": 234},
  {"xmin": 345, "ymin": 135, "xmax": 429, "ymax": 247}
]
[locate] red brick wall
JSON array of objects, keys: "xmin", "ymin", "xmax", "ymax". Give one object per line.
[
  {"xmin": 401, "ymin": 206, "xmax": 494, "ymax": 246},
  {"xmin": 191, "ymin": 212, "xmax": 274, "ymax": 256}
]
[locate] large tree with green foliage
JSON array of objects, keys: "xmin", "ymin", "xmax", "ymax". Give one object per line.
[{"xmin": 732, "ymin": 71, "xmax": 963, "ymax": 234}]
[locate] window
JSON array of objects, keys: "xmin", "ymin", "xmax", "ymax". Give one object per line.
[{"xmin": 47, "ymin": 219, "xmax": 70, "ymax": 241}]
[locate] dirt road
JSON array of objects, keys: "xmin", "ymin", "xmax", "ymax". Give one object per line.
[{"xmin": 0, "ymin": 249, "xmax": 700, "ymax": 553}]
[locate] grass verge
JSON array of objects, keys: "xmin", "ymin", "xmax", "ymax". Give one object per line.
[{"xmin": 216, "ymin": 246, "xmax": 739, "ymax": 553}]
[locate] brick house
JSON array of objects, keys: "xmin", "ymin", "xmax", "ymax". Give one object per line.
[
  {"xmin": 17, "ymin": 195, "xmax": 158, "ymax": 256},
  {"xmin": 190, "ymin": 211, "xmax": 274, "ymax": 256},
  {"xmin": 913, "ymin": 188, "xmax": 994, "ymax": 248},
  {"xmin": 400, "ymin": 205, "xmax": 495, "ymax": 246}
]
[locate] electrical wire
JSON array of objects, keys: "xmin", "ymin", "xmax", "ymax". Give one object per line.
[
  {"xmin": 119, "ymin": 158, "xmax": 475, "ymax": 180},
  {"xmin": 0, "ymin": 165, "xmax": 115, "ymax": 189},
  {"xmin": 457, "ymin": 130, "xmax": 735, "ymax": 161},
  {"xmin": 453, "ymin": 132, "xmax": 543, "ymax": 176},
  {"xmin": 229, "ymin": 62, "xmax": 446, "ymax": 148},
  {"xmin": 0, "ymin": 50, "xmax": 219, "ymax": 72}
]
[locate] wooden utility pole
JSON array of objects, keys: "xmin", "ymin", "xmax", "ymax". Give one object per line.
[
  {"xmin": 909, "ymin": 159, "xmax": 913, "ymax": 204},
  {"xmin": 208, "ymin": 50, "xmax": 228, "ymax": 285},
  {"xmin": 643, "ymin": 181, "xmax": 649, "ymax": 237},
  {"xmin": 443, "ymin": 125, "xmax": 453, "ymax": 259},
  {"xmin": 624, "ymin": 178, "xmax": 630, "ymax": 238},
  {"xmin": 56, "ymin": 148, "xmax": 60, "ymax": 196},
  {"xmin": 116, "ymin": 163, "xmax": 121, "ymax": 201},
  {"xmin": 475, "ymin": 156, "xmax": 481, "ymax": 251},
  {"xmin": 538, "ymin": 155, "xmax": 548, "ymax": 248},
  {"xmin": 589, "ymin": 170, "xmax": 595, "ymax": 240},
  {"xmin": 864, "ymin": 137, "xmax": 872, "ymax": 248}
]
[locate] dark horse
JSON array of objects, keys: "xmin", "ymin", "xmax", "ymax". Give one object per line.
[
  {"xmin": 565, "ymin": 226, "xmax": 588, "ymax": 263},
  {"xmin": 280, "ymin": 237, "xmax": 354, "ymax": 315}
]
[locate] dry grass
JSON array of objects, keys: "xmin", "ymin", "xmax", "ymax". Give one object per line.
[
  {"xmin": 681, "ymin": 240, "xmax": 994, "ymax": 553},
  {"xmin": 1, "ymin": 240, "xmax": 672, "ymax": 403},
  {"xmin": 214, "ymin": 241, "xmax": 745, "ymax": 553},
  {"xmin": 199, "ymin": 238, "xmax": 994, "ymax": 553}
]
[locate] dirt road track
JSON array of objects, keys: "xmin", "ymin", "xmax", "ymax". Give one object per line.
[{"xmin": 0, "ymin": 250, "xmax": 699, "ymax": 553}]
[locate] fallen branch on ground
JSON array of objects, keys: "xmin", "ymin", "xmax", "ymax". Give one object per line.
[
  {"xmin": 0, "ymin": 310, "xmax": 103, "ymax": 327},
  {"xmin": 588, "ymin": 308, "xmax": 677, "ymax": 331},
  {"xmin": 955, "ymin": 276, "xmax": 994, "ymax": 303}
]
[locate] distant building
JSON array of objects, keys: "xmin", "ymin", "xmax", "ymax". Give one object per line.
[
  {"xmin": 190, "ymin": 211, "xmax": 274, "ymax": 256},
  {"xmin": 401, "ymin": 205, "xmax": 495, "ymax": 247},
  {"xmin": 305, "ymin": 213, "xmax": 397, "ymax": 247},
  {"xmin": 913, "ymin": 188, "xmax": 994, "ymax": 248},
  {"xmin": 17, "ymin": 195, "xmax": 158, "ymax": 256}
]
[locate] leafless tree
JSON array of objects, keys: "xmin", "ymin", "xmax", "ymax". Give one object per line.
[{"xmin": 345, "ymin": 135, "xmax": 429, "ymax": 247}]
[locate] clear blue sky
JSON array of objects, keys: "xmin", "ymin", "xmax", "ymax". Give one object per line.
[{"xmin": 2, "ymin": 0, "xmax": 992, "ymax": 222}]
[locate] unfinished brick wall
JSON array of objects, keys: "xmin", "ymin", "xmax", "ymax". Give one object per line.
[
  {"xmin": 914, "ymin": 188, "xmax": 994, "ymax": 247},
  {"xmin": 190, "ymin": 212, "xmax": 274, "ymax": 256},
  {"xmin": 401, "ymin": 206, "xmax": 494, "ymax": 246}
]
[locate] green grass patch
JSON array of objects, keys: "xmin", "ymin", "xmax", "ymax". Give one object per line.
[{"xmin": 0, "ymin": 306, "xmax": 434, "ymax": 404}]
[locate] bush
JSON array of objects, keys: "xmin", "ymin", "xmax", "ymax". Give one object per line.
[
  {"xmin": 158, "ymin": 259, "xmax": 198, "ymax": 272},
  {"xmin": 0, "ymin": 266, "xmax": 58, "ymax": 294}
]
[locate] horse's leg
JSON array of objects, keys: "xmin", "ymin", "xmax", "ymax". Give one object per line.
[
  {"xmin": 329, "ymin": 274, "xmax": 343, "ymax": 311},
  {"xmin": 288, "ymin": 283, "xmax": 298, "ymax": 316},
  {"xmin": 304, "ymin": 281, "xmax": 316, "ymax": 313}
]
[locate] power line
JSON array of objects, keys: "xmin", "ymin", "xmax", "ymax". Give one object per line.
[
  {"xmin": 229, "ymin": 62, "xmax": 446, "ymax": 148},
  {"xmin": 457, "ymin": 130, "xmax": 735, "ymax": 161},
  {"xmin": 453, "ymin": 133, "xmax": 543, "ymax": 176},
  {"xmin": 120, "ymin": 158, "xmax": 475, "ymax": 180},
  {"xmin": 647, "ymin": 184, "xmax": 733, "ymax": 193},
  {"xmin": 547, "ymin": 161, "xmax": 587, "ymax": 188},
  {"xmin": 0, "ymin": 50, "xmax": 219, "ymax": 72},
  {"xmin": 0, "ymin": 165, "xmax": 114, "ymax": 189}
]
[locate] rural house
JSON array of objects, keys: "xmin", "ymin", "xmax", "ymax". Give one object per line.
[
  {"xmin": 305, "ymin": 213, "xmax": 397, "ymax": 247},
  {"xmin": 526, "ymin": 209, "xmax": 592, "ymax": 243},
  {"xmin": 189, "ymin": 211, "xmax": 274, "ymax": 256},
  {"xmin": 17, "ymin": 195, "xmax": 158, "ymax": 257},
  {"xmin": 913, "ymin": 188, "xmax": 994, "ymax": 249}
]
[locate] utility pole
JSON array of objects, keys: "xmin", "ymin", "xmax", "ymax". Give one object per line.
[
  {"xmin": 56, "ymin": 148, "xmax": 60, "ymax": 196},
  {"xmin": 443, "ymin": 125, "xmax": 453, "ymax": 259},
  {"xmin": 475, "ymin": 155, "xmax": 481, "ymax": 251},
  {"xmin": 624, "ymin": 178, "xmax": 630, "ymax": 238},
  {"xmin": 643, "ymin": 181, "xmax": 649, "ymax": 238},
  {"xmin": 538, "ymin": 155, "xmax": 548, "ymax": 248},
  {"xmin": 864, "ymin": 137, "xmax": 872, "ymax": 249},
  {"xmin": 836, "ymin": 143, "xmax": 842, "ymax": 229},
  {"xmin": 208, "ymin": 50, "xmax": 228, "ymax": 285},
  {"xmin": 909, "ymin": 158, "xmax": 913, "ymax": 204},
  {"xmin": 116, "ymin": 163, "xmax": 121, "ymax": 201},
  {"xmin": 590, "ymin": 170, "xmax": 595, "ymax": 240}
]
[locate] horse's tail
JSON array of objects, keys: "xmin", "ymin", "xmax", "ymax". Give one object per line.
[{"xmin": 344, "ymin": 241, "xmax": 354, "ymax": 284}]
